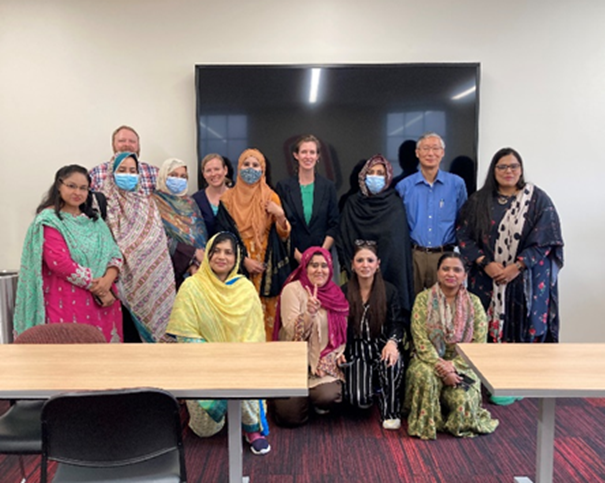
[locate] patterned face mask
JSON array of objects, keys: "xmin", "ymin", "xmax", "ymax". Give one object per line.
[{"xmin": 239, "ymin": 168, "xmax": 262, "ymax": 185}]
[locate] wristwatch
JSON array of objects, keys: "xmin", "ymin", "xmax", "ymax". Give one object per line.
[{"xmin": 477, "ymin": 257, "xmax": 490, "ymax": 269}]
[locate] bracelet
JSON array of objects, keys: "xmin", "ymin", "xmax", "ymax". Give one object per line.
[{"xmin": 515, "ymin": 261, "xmax": 524, "ymax": 272}]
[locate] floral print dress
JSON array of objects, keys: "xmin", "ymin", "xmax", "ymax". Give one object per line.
[{"xmin": 404, "ymin": 289, "xmax": 499, "ymax": 440}]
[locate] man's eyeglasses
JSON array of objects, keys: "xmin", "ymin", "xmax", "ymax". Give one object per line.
[{"xmin": 418, "ymin": 146, "xmax": 443, "ymax": 153}]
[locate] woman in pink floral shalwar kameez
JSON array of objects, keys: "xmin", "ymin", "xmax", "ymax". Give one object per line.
[{"xmin": 14, "ymin": 165, "xmax": 123, "ymax": 342}]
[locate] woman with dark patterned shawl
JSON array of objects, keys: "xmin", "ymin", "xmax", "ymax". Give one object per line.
[
  {"xmin": 337, "ymin": 154, "xmax": 414, "ymax": 315},
  {"xmin": 220, "ymin": 148, "xmax": 291, "ymax": 341},
  {"xmin": 14, "ymin": 165, "xmax": 123, "ymax": 342},
  {"xmin": 153, "ymin": 158, "xmax": 207, "ymax": 289},
  {"xmin": 98, "ymin": 152, "xmax": 176, "ymax": 342},
  {"xmin": 404, "ymin": 252, "xmax": 498, "ymax": 440},
  {"xmin": 457, "ymin": 147, "xmax": 564, "ymax": 405},
  {"xmin": 167, "ymin": 232, "xmax": 271, "ymax": 455},
  {"xmin": 272, "ymin": 247, "xmax": 349, "ymax": 426}
]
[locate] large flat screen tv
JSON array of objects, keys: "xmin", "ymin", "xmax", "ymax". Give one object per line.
[{"xmin": 195, "ymin": 63, "xmax": 480, "ymax": 194}]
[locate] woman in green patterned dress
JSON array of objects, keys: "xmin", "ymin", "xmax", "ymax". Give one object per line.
[{"xmin": 404, "ymin": 252, "xmax": 498, "ymax": 440}]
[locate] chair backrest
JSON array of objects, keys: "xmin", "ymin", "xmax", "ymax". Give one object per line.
[
  {"xmin": 41, "ymin": 388, "xmax": 186, "ymax": 477},
  {"xmin": 14, "ymin": 323, "xmax": 107, "ymax": 344}
]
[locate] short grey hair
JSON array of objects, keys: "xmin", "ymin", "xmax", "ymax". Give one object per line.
[{"xmin": 417, "ymin": 132, "xmax": 445, "ymax": 150}]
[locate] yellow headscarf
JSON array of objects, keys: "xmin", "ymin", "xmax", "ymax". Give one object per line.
[{"xmin": 167, "ymin": 232, "xmax": 264, "ymax": 343}]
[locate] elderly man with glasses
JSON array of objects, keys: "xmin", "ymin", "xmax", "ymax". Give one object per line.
[{"xmin": 395, "ymin": 132, "xmax": 467, "ymax": 295}]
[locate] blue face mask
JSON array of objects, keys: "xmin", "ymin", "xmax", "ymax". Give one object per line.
[
  {"xmin": 239, "ymin": 167, "xmax": 262, "ymax": 185},
  {"xmin": 114, "ymin": 173, "xmax": 139, "ymax": 191},
  {"xmin": 365, "ymin": 175, "xmax": 386, "ymax": 195},
  {"xmin": 166, "ymin": 176, "xmax": 188, "ymax": 194}
]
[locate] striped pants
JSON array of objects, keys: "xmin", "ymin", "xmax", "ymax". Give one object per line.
[{"xmin": 343, "ymin": 338, "xmax": 404, "ymax": 421}]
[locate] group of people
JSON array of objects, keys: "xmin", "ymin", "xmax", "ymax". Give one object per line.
[{"xmin": 13, "ymin": 127, "xmax": 563, "ymax": 450}]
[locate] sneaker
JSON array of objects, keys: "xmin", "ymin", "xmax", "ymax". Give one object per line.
[
  {"xmin": 489, "ymin": 395, "xmax": 518, "ymax": 406},
  {"xmin": 382, "ymin": 418, "xmax": 401, "ymax": 430},
  {"xmin": 245, "ymin": 433, "xmax": 271, "ymax": 455}
]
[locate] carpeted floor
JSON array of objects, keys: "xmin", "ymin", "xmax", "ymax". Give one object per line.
[{"xmin": 2, "ymin": 397, "xmax": 605, "ymax": 482}]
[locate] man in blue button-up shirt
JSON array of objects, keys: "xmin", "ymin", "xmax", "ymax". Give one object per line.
[{"xmin": 395, "ymin": 132, "xmax": 467, "ymax": 295}]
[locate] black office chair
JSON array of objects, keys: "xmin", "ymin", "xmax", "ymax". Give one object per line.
[
  {"xmin": 41, "ymin": 388, "xmax": 187, "ymax": 482},
  {"xmin": 0, "ymin": 323, "xmax": 107, "ymax": 482}
]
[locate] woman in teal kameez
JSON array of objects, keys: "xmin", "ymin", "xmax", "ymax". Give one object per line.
[{"xmin": 404, "ymin": 252, "xmax": 498, "ymax": 440}]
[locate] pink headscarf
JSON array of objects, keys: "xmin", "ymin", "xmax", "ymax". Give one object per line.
[{"xmin": 273, "ymin": 247, "xmax": 349, "ymax": 357}]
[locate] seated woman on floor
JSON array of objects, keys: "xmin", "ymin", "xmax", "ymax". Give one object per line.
[
  {"xmin": 341, "ymin": 241, "xmax": 406, "ymax": 430},
  {"xmin": 166, "ymin": 232, "xmax": 271, "ymax": 455},
  {"xmin": 273, "ymin": 247, "xmax": 349, "ymax": 426},
  {"xmin": 404, "ymin": 252, "xmax": 499, "ymax": 440}
]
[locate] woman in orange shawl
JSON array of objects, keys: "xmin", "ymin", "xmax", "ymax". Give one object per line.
[{"xmin": 220, "ymin": 149, "xmax": 291, "ymax": 340}]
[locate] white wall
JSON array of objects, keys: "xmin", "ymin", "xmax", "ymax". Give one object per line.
[{"xmin": 1, "ymin": 0, "xmax": 603, "ymax": 341}]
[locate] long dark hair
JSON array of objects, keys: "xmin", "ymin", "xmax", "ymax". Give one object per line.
[
  {"xmin": 37, "ymin": 165, "xmax": 99, "ymax": 221},
  {"xmin": 346, "ymin": 243, "xmax": 387, "ymax": 338},
  {"xmin": 459, "ymin": 147, "xmax": 526, "ymax": 241}
]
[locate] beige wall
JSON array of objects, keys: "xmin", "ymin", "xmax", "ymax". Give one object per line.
[{"xmin": 1, "ymin": 0, "xmax": 604, "ymax": 341}]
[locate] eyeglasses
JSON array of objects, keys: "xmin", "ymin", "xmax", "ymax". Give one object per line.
[
  {"xmin": 354, "ymin": 239, "xmax": 377, "ymax": 247},
  {"xmin": 418, "ymin": 146, "xmax": 443, "ymax": 153},
  {"xmin": 495, "ymin": 163, "xmax": 521, "ymax": 172},
  {"xmin": 60, "ymin": 180, "xmax": 90, "ymax": 193}
]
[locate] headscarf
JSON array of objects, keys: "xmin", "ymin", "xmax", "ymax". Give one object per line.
[
  {"xmin": 13, "ymin": 208, "xmax": 122, "ymax": 334},
  {"xmin": 220, "ymin": 149, "xmax": 275, "ymax": 250},
  {"xmin": 358, "ymin": 154, "xmax": 393, "ymax": 197},
  {"xmin": 156, "ymin": 158, "xmax": 188, "ymax": 196},
  {"xmin": 100, "ymin": 152, "xmax": 175, "ymax": 342},
  {"xmin": 153, "ymin": 158, "xmax": 207, "ymax": 249},
  {"xmin": 112, "ymin": 151, "xmax": 139, "ymax": 173},
  {"xmin": 273, "ymin": 247, "xmax": 349, "ymax": 358},
  {"xmin": 167, "ymin": 232, "xmax": 264, "ymax": 343},
  {"xmin": 425, "ymin": 282, "xmax": 475, "ymax": 357}
]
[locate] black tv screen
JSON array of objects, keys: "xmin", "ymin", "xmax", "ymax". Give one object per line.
[{"xmin": 195, "ymin": 63, "xmax": 480, "ymax": 194}]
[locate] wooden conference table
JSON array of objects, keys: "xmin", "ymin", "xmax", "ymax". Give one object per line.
[
  {"xmin": 0, "ymin": 342, "xmax": 308, "ymax": 483},
  {"xmin": 456, "ymin": 343, "xmax": 605, "ymax": 483}
]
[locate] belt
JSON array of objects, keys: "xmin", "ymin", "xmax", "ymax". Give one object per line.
[{"xmin": 412, "ymin": 244, "xmax": 455, "ymax": 253}]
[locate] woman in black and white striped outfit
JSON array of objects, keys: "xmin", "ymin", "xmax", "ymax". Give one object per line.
[{"xmin": 340, "ymin": 240, "xmax": 406, "ymax": 430}]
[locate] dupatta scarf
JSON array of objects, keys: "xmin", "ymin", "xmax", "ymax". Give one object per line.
[
  {"xmin": 13, "ymin": 208, "xmax": 122, "ymax": 334},
  {"xmin": 167, "ymin": 232, "xmax": 264, "ymax": 343},
  {"xmin": 425, "ymin": 283, "xmax": 475, "ymax": 358},
  {"xmin": 273, "ymin": 247, "xmax": 349, "ymax": 358},
  {"xmin": 100, "ymin": 152, "xmax": 175, "ymax": 342}
]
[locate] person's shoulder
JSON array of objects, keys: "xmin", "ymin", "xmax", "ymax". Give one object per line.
[
  {"xmin": 282, "ymin": 279, "xmax": 303, "ymax": 296},
  {"xmin": 439, "ymin": 170, "xmax": 464, "ymax": 185},
  {"xmin": 413, "ymin": 288, "xmax": 430, "ymax": 306},
  {"xmin": 90, "ymin": 161, "xmax": 110, "ymax": 173},
  {"xmin": 139, "ymin": 160, "xmax": 159, "ymax": 172},
  {"xmin": 398, "ymin": 171, "xmax": 423, "ymax": 191},
  {"xmin": 191, "ymin": 189, "xmax": 206, "ymax": 201},
  {"xmin": 383, "ymin": 279, "xmax": 397, "ymax": 294}
]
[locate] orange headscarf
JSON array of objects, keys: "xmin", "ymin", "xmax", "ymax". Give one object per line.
[{"xmin": 220, "ymin": 148, "xmax": 275, "ymax": 250}]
